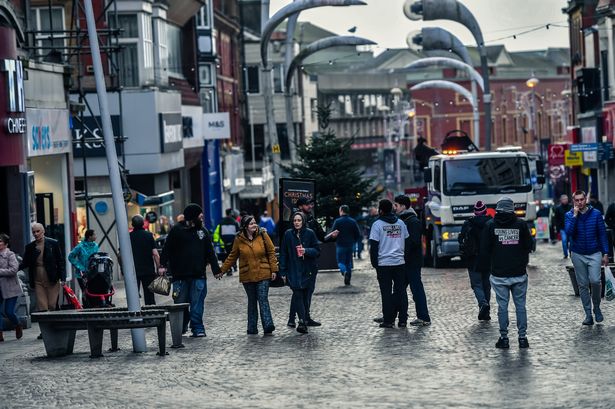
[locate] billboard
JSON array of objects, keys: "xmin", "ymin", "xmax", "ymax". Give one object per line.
[{"xmin": 278, "ymin": 178, "xmax": 315, "ymax": 237}]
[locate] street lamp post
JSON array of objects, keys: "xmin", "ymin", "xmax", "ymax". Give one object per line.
[
  {"xmin": 404, "ymin": 0, "xmax": 493, "ymax": 150},
  {"xmin": 526, "ymin": 76, "xmax": 540, "ymax": 154}
]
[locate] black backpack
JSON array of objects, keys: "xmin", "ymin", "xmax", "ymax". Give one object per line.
[{"xmin": 459, "ymin": 221, "xmax": 479, "ymax": 257}]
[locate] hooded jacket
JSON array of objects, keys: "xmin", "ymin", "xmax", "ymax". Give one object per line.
[
  {"xmin": 68, "ymin": 240, "xmax": 99, "ymax": 276},
  {"xmin": 220, "ymin": 228, "xmax": 279, "ymax": 283},
  {"xmin": 478, "ymin": 212, "xmax": 532, "ymax": 277},
  {"xmin": 161, "ymin": 221, "xmax": 221, "ymax": 280},
  {"xmin": 369, "ymin": 213, "xmax": 409, "ymax": 268},
  {"xmin": 398, "ymin": 209, "xmax": 423, "ymax": 269},
  {"xmin": 279, "ymin": 216, "xmax": 320, "ymax": 289},
  {"xmin": 459, "ymin": 214, "xmax": 491, "ymax": 270},
  {"xmin": 331, "ymin": 214, "xmax": 362, "ymax": 248}
]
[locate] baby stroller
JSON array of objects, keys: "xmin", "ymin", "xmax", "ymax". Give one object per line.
[{"xmin": 84, "ymin": 252, "xmax": 115, "ymax": 308}]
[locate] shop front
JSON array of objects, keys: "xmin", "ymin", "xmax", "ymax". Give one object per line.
[{"xmin": 0, "ymin": 26, "xmax": 28, "ymax": 251}]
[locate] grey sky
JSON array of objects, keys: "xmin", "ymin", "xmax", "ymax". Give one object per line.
[{"xmin": 270, "ymin": 0, "xmax": 570, "ymax": 52}]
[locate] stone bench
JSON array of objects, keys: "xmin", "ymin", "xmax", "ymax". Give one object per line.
[
  {"xmin": 85, "ymin": 303, "xmax": 190, "ymax": 348},
  {"xmin": 32, "ymin": 309, "xmax": 168, "ymax": 358}
]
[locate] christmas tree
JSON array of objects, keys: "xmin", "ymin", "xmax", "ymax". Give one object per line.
[{"xmin": 284, "ymin": 103, "xmax": 379, "ymax": 226}]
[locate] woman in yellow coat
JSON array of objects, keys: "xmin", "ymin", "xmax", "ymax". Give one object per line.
[{"xmin": 218, "ymin": 215, "xmax": 278, "ymax": 334}]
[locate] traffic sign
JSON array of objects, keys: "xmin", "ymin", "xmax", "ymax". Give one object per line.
[
  {"xmin": 272, "ymin": 144, "xmax": 281, "ymax": 154},
  {"xmin": 570, "ymin": 143, "xmax": 598, "ymax": 153},
  {"xmin": 564, "ymin": 150, "xmax": 583, "ymax": 167}
]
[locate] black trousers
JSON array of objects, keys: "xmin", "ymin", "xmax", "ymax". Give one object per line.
[
  {"xmin": 289, "ymin": 272, "xmax": 317, "ymax": 321},
  {"xmin": 137, "ymin": 275, "xmax": 156, "ymax": 305},
  {"xmin": 290, "ymin": 287, "xmax": 310, "ymax": 323},
  {"xmin": 376, "ymin": 265, "xmax": 406, "ymax": 325}
]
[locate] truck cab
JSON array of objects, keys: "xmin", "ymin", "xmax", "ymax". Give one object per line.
[{"xmin": 422, "ymin": 148, "xmax": 540, "ymax": 267}]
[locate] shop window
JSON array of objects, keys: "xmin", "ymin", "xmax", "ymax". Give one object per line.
[
  {"xmin": 109, "ymin": 14, "xmax": 139, "ymax": 38},
  {"xmin": 244, "ymin": 124, "xmax": 265, "ymax": 162},
  {"xmin": 199, "ymin": 64, "xmax": 214, "ymax": 87},
  {"xmin": 33, "ymin": 7, "xmax": 66, "ymax": 57},
  {"xmin": 119, "ymin": 44, "xmax": 139, "ymax": 87}
]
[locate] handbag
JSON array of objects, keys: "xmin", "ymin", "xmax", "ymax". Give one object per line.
[
  {"xmin": 260, "ymin": 231, "xmax": 285, "ymax": 288},
  {"xmin": 148, "ymin": 275, "xmax": 171, "ymax": 296}
]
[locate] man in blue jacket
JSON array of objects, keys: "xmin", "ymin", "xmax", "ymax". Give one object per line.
[
  {"xmin": 331, "ymin": 205, "xmax": 361, "ymax": 285},
  {"xmin": 565, "ymin": 190, "xmax": 609, "ymax": 325}
]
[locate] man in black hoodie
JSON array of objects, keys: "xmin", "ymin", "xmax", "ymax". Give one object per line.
[
  {"xmin": 479, "ymin": 197, "xmax": 532, "ymax": 349},
  {"xmin": 459, "ymin": 200, "xmax": 492, "ymax": 321},
  {"xmin": 160, "ymin": 203, "xmax": 221, "ymax": 337},
  {"xmin": 393, "ymin": 195, "xmax": 430, "ymax": 326}
]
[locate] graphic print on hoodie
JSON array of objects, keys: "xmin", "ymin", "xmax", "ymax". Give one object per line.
[{"xmin": 494, "ymin": 228, "xmax": 519, "ymax": 245}]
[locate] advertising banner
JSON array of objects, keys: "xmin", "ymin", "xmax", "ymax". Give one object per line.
[
  {"xmin": 27, "ymin": 108, "xmax": 71, "ymax": 157},
  {"xmin": 72, "ymin": 115, "xmax": 122, "ymax": 157},
  {"xmin": 278, "ymin": 178, "xmax": 315, "ymax": 239}
]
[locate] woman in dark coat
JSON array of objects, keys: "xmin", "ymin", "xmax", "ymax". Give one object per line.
[{"xmin": 279, "ymin": 212, "xmax": 320, "ymax": 334}]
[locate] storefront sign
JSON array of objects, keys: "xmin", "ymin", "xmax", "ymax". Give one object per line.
[
  {"xmin": 1, "ymin": 58, "xmax": 26, "ymax": 135},
  {"xmin": 27, "ymin": 108, "xmax": 71, "ymax": 157},
  {"xmin": 565, "ymin": 150, "xmax": 583, "ymax": 167},
  {"xmin": 159, "ymin": 113, "xmax": 183, "ymax": 153},
  {"xmin": 570, "ymin": 143, "xmax": 598, "ymax": 152},
  {"xmin": 547, "ymin": 144, "xmax": 567, "ymax": 167},
  {"xmin": 203, "ymin": 112, "xmax": 230, "ymax": 140},
  {"xmin": 72, "ymin": 115, "xmax": 123, "ymax": 157}
]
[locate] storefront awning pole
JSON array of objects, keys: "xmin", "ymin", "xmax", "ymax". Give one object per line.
[{"xmin": 83, "ymin": 0, "xmax": 147, "ymax": 352}]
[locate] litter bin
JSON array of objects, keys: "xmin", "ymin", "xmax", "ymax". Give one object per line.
[{"xmin": 565, "ymin": 265, "xmax": 606, "ymax": 297}]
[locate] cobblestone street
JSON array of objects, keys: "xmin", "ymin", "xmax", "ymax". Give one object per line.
[{"xmin": 2, "ymin": 242, "xmax": 615, "ymax": 408}]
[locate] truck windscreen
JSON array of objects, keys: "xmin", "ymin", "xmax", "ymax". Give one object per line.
[{"xmin": 443, "ymin": 157, "xmax": 531, "ymax": 196}]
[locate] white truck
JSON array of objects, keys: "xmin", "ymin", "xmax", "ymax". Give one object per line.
[{"xmin": 422, "ymin": 146, "xmax": 543, "ymax": 268}]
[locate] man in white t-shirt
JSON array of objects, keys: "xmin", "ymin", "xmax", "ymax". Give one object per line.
[{"xmin": 369, "ymin": 199, "xmax": 409, "ymax": 328}]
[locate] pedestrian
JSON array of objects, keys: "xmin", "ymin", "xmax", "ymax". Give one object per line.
[
  {"xmin": 258, "ymin": 210, "xmax": 276, "ymax": 237},
  {"xmin": 478, "ymin": 197, "xmax": 532, "ymax": 349},
  {"xmin": 160, "ymin": 204, "xmax": 221, "ymax": 337},
  {"xmin": 369, "ymin": 199, "xmax": 409, "ymax": 329},
  {"xmin": 213, "ymin": 208, "xmax": 240, "ymax": 276},
  {"xmin": 331, "ymin": 205, "xmax": 361, "ymax": 285},
  {"xmin": 458, "ymin": 200, "xmax": 492, "ymax": 321},
  {"xmin": 218, "ymin": 215, "xmax": 278, "ymax": 335},
  {"xmin": 0, "ymin": 233, "xmax": 23, "ymax": 341},
  {"xmin": 393, "ymin": 195, "xmax": 430, "ymax": 326},
  {"xmin": 554, "ymin": 194, "xmax": 572, "ymax": 259},
  {"xmin": 565, "ymin": 190, "xmax": 609, "ymax": 326},
  {"xmin": 589, "ymin": 196, "xmax": 604, "ymax": 214},
  {"xmin": 279, "ymin": 212, "xmax": 320, "ymax": 334},
  {"xmin": 21, "ymin": 223, "xmax": 65, "ymax": 313},
  {"xmin": 289, "ymin": 197, "xmax": 337, "ymax": 327},
  {"xmin": 68, "ymin": 229, "xmax": 99, "ymax": 291},
  {"xmin": 130, "ymin": 215, "xmax": 161, "ymax": 306}
]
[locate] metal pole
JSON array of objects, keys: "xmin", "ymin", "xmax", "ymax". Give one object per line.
[
  {"xmin": 261, "ymin": 0, "xmax": 281, "ymax": 193},
  {"xmin": 83, "ymin": 0, "xmax": 146, "ymax": 352},
  {"xmin": 480, "ymin": 51, "xmax": 492, "ymax": 151},
  {"xmin": 285, "ymin": 9, "xmax": 299, "ymax": 163},
  {"xmin": 249, "ymin": 101, "xmax": 256, "ymax": 171}
]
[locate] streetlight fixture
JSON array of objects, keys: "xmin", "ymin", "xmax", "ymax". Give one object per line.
[
  {"xmin": 403, "ymin": 0, "xmax": 493, "ymax": 150},
  {"xmin": 526, "ymin": 75, "xmax": 540, "ymax": 154}
]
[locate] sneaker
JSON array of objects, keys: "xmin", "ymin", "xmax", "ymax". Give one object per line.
[
  {"xmin": 518, "ymin": 337, "xmax": 530, "ymax": 348},
  {"xmin": 595, "ymin": 308, "xmax": 604, "ymax": 323},
  {"xmin": 398, "ymin": 322, "xmax": 407, "ymax": 328},
  {"xmin": 409, "ymin": 318, "xmax": 431, "ymax": 327},
  {"xmin": 306, "ymin": 319, "xmax": 321, "ymax": 327},
  {"xmin": 191, "ymin": 332, "xmax": 206, "ymax": 338},
  {"xmin": 495, "ymin": 337, "xmax": 510, "ymax": 349},
  {"xmin": 264, "ymin": 325, "xmax": 275, "ymax": 334},
  {"xmin": 296, "ymin": 323, "xmax": 308, "ymax": 334},
  {"xmin": 344, "ymin": 273, "xmax": 351, "ymax": 286},
  {"xmin": 379, "ymin": 322, "xmax": 394, "ymax": 328},
  {"xmin": 373, "ymin": 317, "xmax": 384, "ymax": 323},
  {"xmin": 478, "ymin": 304, "xmax": 490, "ymax": 321},
  {"xmin": 37, "ymin": 333, "xmax": 43, "ymax": 340},
  {"xmin": 287, "ymin": 320, "xmax": 296, "ymax": 328},
  {"xmin": 582, "ymin": 316, "xmax": 594, "ymax": 326},
  {"xmin": 15, "ymin": 325, "xmax": 23, "ymax": 340}
]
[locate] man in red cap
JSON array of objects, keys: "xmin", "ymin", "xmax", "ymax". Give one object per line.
[{"xmin": 458, "ymin": 200, "xmax": 492, "ymax": 321}]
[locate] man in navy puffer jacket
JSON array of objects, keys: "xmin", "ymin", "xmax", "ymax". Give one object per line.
[{"xmin": 565, "ymin": 190, "xmax": 609, "ymax": 326}]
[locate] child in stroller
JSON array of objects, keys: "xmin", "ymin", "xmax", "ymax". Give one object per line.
[{"xmin": 83, "ymin": 252, "xmax": 115, "ymax": 308}]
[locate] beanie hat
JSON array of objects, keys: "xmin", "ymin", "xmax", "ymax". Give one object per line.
[
  {"xmin": 496, "ymin": 197, "xmax": 514, "ymax": 214},
  {"xmin": 473, "ymin": 200, "xmax": 487, "ymax": 216},
  {"xmin": 183, "ymin": 203, "xmax": 203, "ymax": 222}
]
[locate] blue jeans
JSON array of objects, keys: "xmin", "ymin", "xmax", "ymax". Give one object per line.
[
  {"xmin": 243, "ymin": 280, "xmax": 274, "ymax": 333},
  {"xmin": 0, "ymin": 296, "xmax": 19, "ymax": 330},
  {"xmin": 490, "ymin": 275, "xmax": 528, "ymax": 338},
  {"xmin": 336, "ymin": 246, "xmax": 354, "ymax": 277},
  {"xmin": 402, "ymin": 266, "xmax": 430, "ymax": 323},
  {"xmin": 560, "ymin": 229, "xmax": 570, "ymax": 257},
  {"xmin": 173, "ymin": 279, "xmax": 207, "ymax": 335},
  {"xmin": 468, "ymin": 269, "xmax": 491, "ymax": 307}
]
